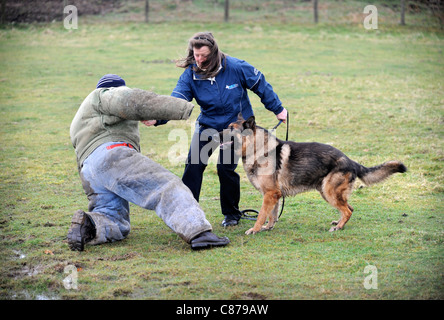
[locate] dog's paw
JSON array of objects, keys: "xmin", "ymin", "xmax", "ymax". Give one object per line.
[
  {"xmin": 261, "ymin": 225, "xmax": 274, "ymax": 231},
  {"xmin": 329, "ymin": 226, "xmax": 342, "ymax": 232},
  {"xmin": 245, "ymin": 228, "xmax": 257, "ymax": 235}
]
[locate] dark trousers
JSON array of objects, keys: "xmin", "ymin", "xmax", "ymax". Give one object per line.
[{"xmin": 182, "ymin": 125, "xmax": 241, "ymax": 220}]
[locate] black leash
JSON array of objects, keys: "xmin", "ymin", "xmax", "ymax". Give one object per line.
[
  {"xmin": 240, "ymin": 208, "xmax": 259, "ymax": 220},
  {"xmin": 240, "ymin": 111, "xmax": 289, "ymax": 221}
]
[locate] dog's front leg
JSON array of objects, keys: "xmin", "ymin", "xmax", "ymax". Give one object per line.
[
  {"xmin": 245, "ymin": 191, "xmax": 280, "ymax": 235},
  {"xmin": 262, "ymin": 200, "xmax": 280, "ymax": 231}
]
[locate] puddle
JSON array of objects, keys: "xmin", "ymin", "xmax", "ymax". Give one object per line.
[
  {"xmin": 36, "ymin": 294, "xmax": 58, "ymax": 300},
  {"xmin": 10, "ymin": 291, "xmax": 59, "ymax": 300},
  {"xmin": 8, "ymin": 250, "xmax": 60, "ymax": 300},
  {"xmin": 12, "ymin": 249, "xmax": 26, "ymax": 259}
]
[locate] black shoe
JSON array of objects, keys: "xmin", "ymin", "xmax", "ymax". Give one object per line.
[
  {"xmin": 221, "ymin": 217, "xmax": 239, "ymax": 227},
  {"xmin": 190, "ymin": 231, "xmax": 230, "ymax": 250},
  {"xmin": 67, "ymin": 210, "xmax": 96, "ymax": 251}
]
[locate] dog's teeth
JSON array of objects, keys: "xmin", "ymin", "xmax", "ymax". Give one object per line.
[{"xmin": 220, "ymin": 141, "xmax": 233, "ymax": 149}]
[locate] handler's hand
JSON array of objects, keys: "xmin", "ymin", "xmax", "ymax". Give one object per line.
[
  {"xmin": 141, "ymin": 120, "xmax": 157, "ymax": 127},
  {"xmin": 276, "ymin": 108, "xmax": 288, "ymax": 123}
]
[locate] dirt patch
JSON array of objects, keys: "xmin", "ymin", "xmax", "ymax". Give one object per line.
[
  {"xmin": 231, "ymin": 291, "xmax": 267, "ymax": 300},
  {"xmin": 2, "ymin": 0, "xmax": 121, "ymax": 23},
  {"xmin": 9, "ymin": 262, "xmax": 45, "ymax": 279},
  {"xmin": 97, "ymin": 251, "xmax": 139, "ymax": 261}
]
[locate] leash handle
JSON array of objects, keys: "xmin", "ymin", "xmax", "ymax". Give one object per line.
[
  {"xmin": 273, "ymin": 110, "xmax": 289, "ymax": 141},
  {"xmin": 240, "ymin": 209, "xmax": 259, "ymax": 220}
]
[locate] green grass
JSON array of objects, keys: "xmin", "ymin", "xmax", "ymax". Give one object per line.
[{"xmin": 0, "ymin": 6, "xmax": 443, "ymax": 300}]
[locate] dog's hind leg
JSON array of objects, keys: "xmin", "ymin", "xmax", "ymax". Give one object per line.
[
  {"xmin": 245, "ymin": 190, "xmax": 281, "ymax": 235},
  {"xmin": 321, "ymin": 172, "xmax": 355, "ymax": 232}
]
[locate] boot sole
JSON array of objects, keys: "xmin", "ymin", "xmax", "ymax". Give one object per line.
[
  {"xmin": 67, "ymin": 210, "xmax": 87, "ymax": 251},
  {"xmin": 191, "ymin": 238, "xmax": 230, "ymax": 250}
]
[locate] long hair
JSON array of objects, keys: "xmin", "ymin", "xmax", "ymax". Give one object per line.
[{"xmin": 176, "ymin": 32, "xmax": 226, "ymax": 78}]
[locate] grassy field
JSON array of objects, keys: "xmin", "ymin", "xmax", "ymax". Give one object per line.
[{"xmin": 0, "ymin": 4, "xmax": 443, "ymax": 300}]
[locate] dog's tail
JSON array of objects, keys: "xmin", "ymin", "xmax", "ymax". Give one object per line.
[{"xmin": 356, "ymin": 160, "xmax": 407, "ymax": 186}]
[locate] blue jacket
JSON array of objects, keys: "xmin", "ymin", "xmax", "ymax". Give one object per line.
[{"xmin": 169, "ymin": 56, "xmax": 283, "ymax": 132}]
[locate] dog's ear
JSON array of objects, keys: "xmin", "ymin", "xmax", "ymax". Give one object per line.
[
  {"xmin": 243, "ymin": 116, "xmax": 256, "ymax": 131},
  {"xmin": 237, "ymin": 112, "xmax": 244, "ymax": 121}
]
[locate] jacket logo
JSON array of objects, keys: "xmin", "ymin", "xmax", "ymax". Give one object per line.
[{"xmin": 226, "ymin": 83, "xmax": 239, "ymax": 90}]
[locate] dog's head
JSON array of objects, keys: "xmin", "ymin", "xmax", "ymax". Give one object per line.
[{"xmin": 219, "ymin": 113, "xmax": 256, "ymax": 154}]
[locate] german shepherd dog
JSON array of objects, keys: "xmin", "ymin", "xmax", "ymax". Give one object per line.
[{"xmin": 220, "ymin": 114, "xmax": 407, "ymax": 235}]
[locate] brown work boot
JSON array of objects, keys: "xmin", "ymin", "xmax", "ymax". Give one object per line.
[{"xmin": 67, "ymin": 210, "xmax": 96, "ymax": 251}]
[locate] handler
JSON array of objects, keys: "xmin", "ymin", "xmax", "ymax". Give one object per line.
[
  {"xmin": 68, "ymin": 74, "xmax": 230, "ymax": 251},
  {"xmin": 148, "ymin": 32, "xmax": 287, "ymax": 227}
]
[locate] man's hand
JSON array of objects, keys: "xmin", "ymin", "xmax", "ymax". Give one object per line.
[
  {"xmin": 276, "ymin": 108, "xmax": 288, "ymax": 123},
  {"xmin": 141, "ymin": 120, "xmax": 157, "ymax": 127}
]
